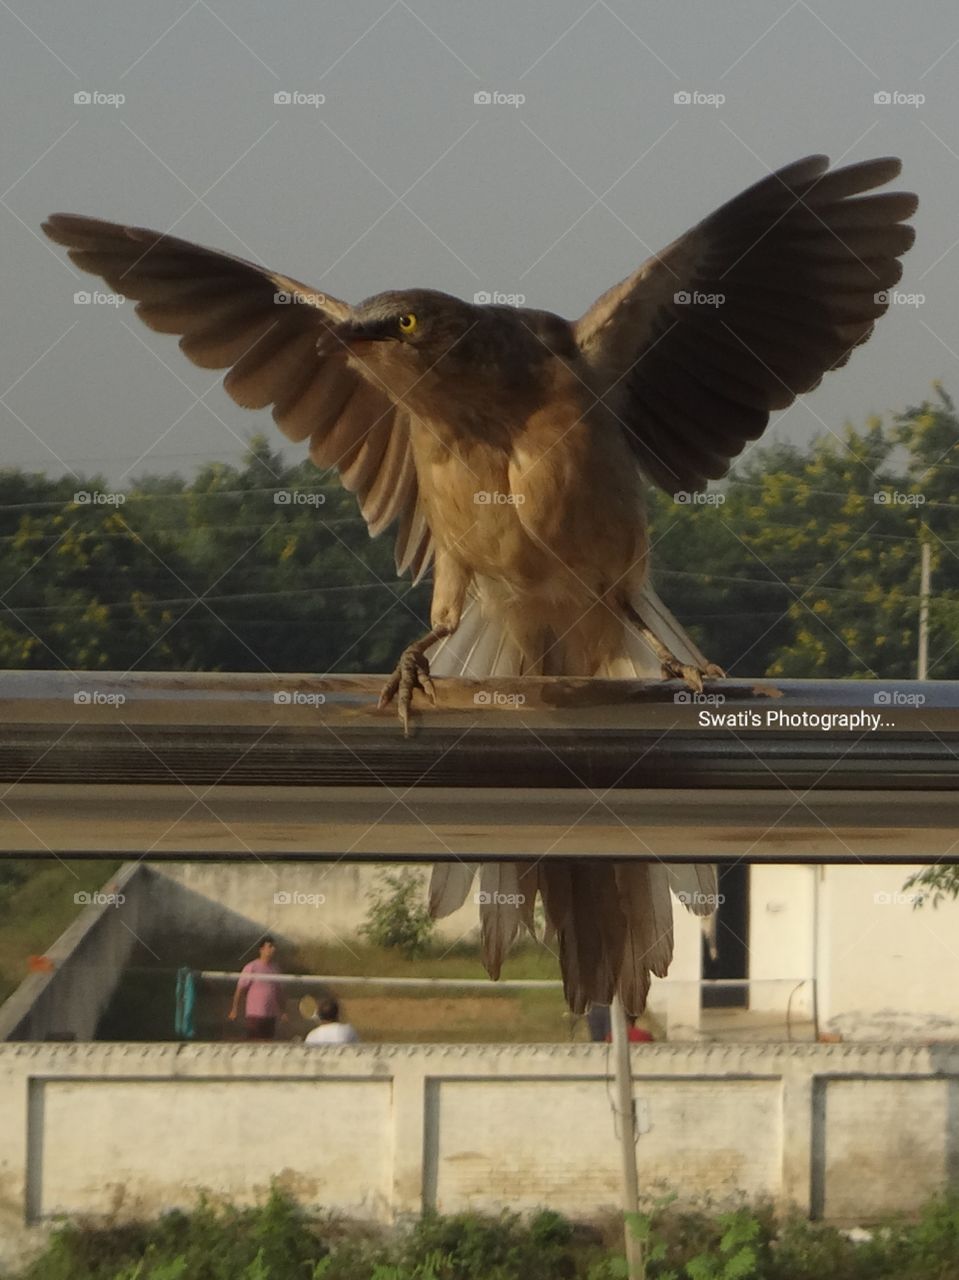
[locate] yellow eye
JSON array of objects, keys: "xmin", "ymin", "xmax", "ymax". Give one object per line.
[{"xmin": 398, "ymin": 313, "xmax": 417, "ymax": 335}]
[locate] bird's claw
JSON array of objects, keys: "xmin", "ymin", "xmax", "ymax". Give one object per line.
[
  {"xmin": 660, "ymin": 657, "xmax": 726, "ymax": 693},
  {"xmin": 379, "ymin": 645, "xmax": 437, "ymax": 737}
]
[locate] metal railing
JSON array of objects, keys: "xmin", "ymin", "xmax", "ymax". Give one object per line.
[{"xmin": 0, "ymin": 670, "xmax": 956, "ymax": 859}]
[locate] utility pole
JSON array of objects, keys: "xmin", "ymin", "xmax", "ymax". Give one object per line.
[
  {"xmin": 918, "ymin": 537, "xmax": 931, "ymax": 681},
  {"xmin": 611, "ymin": 995, "xmax": 645, "ymax": 1279}
]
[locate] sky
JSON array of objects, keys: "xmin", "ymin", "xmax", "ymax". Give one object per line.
[{"xmin": 1, "ymin": 0, "xmax": 957, "ymax": 485}]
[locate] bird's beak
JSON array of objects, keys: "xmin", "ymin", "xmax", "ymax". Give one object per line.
[{"xmin": 333, "ymin": 320, "xmax": 392, "ymax": 351}]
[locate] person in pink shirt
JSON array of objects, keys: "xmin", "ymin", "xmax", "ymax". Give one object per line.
[{"xmin": 228, "ymin": 936, "xmax": 286, "ymax": 1040}]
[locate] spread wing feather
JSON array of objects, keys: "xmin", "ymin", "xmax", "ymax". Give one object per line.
[{"xmin": 41, "ymin": 213, "xmax": 433, "ymax": 577}]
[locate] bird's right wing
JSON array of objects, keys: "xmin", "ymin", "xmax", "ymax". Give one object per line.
[
  {"xmin": 573, "ymin": 155, "xmax": 917, "ymax": 496},
  {"xmin": 42, "ymin": 214, "xmax": 432, "ymax": 579}
]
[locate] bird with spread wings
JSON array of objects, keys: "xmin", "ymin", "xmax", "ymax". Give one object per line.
[{"xmin": 44, "ymin": 154, "xmax": 917, "ymax": 1013}]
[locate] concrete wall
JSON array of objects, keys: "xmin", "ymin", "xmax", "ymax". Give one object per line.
[
  {"xmin": 0, "ymin": 865, "xmax": 272, "ymax": 1043},
  {"xmin": 0, "ymin": 863, "xmax": 148, "ymax": 1043},
  {"xmin": 0, "ymin": 1040, "xmax": 956, "ymax": 1245},
  {"xmin": 156, "ymin": 862, "xmax": 479, "ymax": 944}
]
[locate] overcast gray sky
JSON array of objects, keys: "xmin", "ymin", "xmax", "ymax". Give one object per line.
[{"xmin": 2, "ymin": 0, "xmax": 957, "ymax": 484}]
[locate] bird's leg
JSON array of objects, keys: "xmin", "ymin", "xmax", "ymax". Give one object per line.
[
  {"xmin": 378, "ymin": 624, "xmax": 452, "ymax": 737},
  {"xmin": 623, "ymin": 602, "xmax": 725, "ymax": 693},
  {"xmin": 379, "ymin": 550, "xmax": 469, "ymax": 737}
]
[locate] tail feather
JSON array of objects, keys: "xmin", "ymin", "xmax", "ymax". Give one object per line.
[
  {"xmin": 429, "ymin": 863, "xmax": 478, "ymax": 918},
  {"xmin": 425, "ymin": 580, "xmax": 719, "ymax": 1013},
  {"xmin": 478, "ymin": 863, "xmax": 523, "ymax": 979}
]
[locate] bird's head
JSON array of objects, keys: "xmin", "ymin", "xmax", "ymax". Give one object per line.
[{"xmin": 329, "ymin": 289, "xmax": 482, "ymax": 403}]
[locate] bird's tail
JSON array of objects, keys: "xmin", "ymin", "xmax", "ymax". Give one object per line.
[{"xmin": 426, "ymin": 581, "xmax": 718, "ymax": 1014}]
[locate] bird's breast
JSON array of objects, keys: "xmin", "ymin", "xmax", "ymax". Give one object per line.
[{"xmin": 409, "ymin": 395, "xmax": 646, "ymax": 595}]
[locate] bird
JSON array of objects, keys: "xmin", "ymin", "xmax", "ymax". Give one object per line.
[{"xmin": 43, "ymin": 153, "xmax": 917, "ymax": 1013}]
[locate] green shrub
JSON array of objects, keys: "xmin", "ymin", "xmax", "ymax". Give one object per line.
[{"xmin": 359, "ymin": 870, "xmax": 435, "ymax": 959}]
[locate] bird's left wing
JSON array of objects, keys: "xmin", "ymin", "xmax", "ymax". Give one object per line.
[
  {"xmin": 41, "ymin": 214, "xmax": 432, "ymax": 579},
  {"xmin": 573, "ymin": 155, "xmax": 917, "ymax": 495}
]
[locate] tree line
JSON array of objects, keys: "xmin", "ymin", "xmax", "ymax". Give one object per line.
[{"xmin": 2, "ymin": 384, "xmax": 957, "ymax": 679}]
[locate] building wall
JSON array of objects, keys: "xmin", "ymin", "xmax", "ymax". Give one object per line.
[
  {"xmin": 0, "ymin": 1040, "xmax": 956, "ymax": 1255},
  {"xmin": 818, "ymin": 864, "xmax": 959, "ymax": 1038},
  {"xmin": 748, "ymin": 864, "xmax": 959, "ymax": 1038},
  {"xmin": 748, "ymin": 865, "xmax": 816, "ymax": 1020}
]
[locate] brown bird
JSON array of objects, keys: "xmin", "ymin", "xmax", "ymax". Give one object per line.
[{"xmin": 43, "ymin": 153, "xmax": 917, "ymax": 1013}]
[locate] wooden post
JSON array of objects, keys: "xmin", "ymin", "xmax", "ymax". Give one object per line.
[
  {"xmin": 918, "ymin": 537, "xmax": 931, "ymax": 680},
  {"xmin": 610, "ymin": 994, "xmax": 644, "ymax": 1279}
]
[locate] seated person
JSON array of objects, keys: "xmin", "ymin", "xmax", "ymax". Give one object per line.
[{"xmin": 304, "ymin": 996, "xmax": 359, "ymax": 1045}]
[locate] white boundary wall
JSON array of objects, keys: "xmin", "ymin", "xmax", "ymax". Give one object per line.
[{"xmin": 1, "ymin": 1040, "xmax": 957, "ymax": 1245}]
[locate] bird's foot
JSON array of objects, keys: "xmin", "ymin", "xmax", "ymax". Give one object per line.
[
  {"xmin": 659, "ymin": 655, "xmax": 726, "ymax": 694},
  {"xmin": 378, "ymin": 627, "xmax": 450, "ymax": 737}
]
